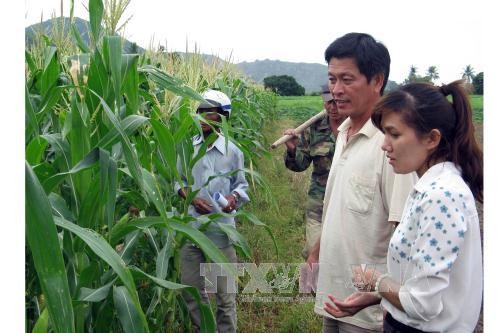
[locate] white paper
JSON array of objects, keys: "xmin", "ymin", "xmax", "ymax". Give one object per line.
[{"xmin": 213, "ymin": 192, "xmax": 229, "ymax": 209}]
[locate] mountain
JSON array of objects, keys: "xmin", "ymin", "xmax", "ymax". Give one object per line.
[
  {"xmin": 26, "ymin": 18, "xmax": 398, "ymax": 93},
  {"xmin": 236, "ymin": 59, "xmax": 328, "ymax": 94},
  {"xmin": 25, "ymin": 17, "xmax": 145, "ymax": 54}
]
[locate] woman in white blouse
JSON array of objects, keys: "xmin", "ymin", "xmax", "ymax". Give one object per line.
[{"xmin": 323, "ymin": 80, "xmax": 483, "ymax": 332}]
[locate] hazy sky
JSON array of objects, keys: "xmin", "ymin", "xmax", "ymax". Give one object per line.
[{"xmin": 25, "ymin": 0, "xmax": 485, "ymax": 85}]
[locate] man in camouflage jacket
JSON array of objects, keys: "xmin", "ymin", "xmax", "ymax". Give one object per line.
[{"xmin": 283, "ymin": 85, "xmax": 346, "ymax": 258}]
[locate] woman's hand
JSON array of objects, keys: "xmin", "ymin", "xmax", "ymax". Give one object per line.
[{"xmin": 324, "ymin": 292, "xmax": 381, "ymax": 317}]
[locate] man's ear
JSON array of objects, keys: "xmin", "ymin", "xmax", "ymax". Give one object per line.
[
  {"xmin": 426, "ymin": 129, "xmax": 442, "ymax": 151},
  {"xmin": 371, "ymin": 73, "xmax": 384, "ymax": 95}
]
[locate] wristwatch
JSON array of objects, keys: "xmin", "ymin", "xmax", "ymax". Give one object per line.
[{"xmin": 230, "ymin": 192, "xmax": 239, "ymax": 202}]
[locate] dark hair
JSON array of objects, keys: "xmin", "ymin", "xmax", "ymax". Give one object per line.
[
  {"xmin": 371, "ymin": 80, "xmax": 483, "ymax": 203},
  {"xmin": 324, "ymin": 33, "xmax": 391, "ymax": 95}
]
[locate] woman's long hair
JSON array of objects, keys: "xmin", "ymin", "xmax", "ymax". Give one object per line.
[{"xmin": 371, "ymin": 80, "xmax": 483, "ymax": 203}]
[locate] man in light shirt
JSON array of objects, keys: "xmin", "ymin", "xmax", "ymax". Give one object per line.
[
  {"xmin": 307, "ymin": 33, "xmax": 416, "ymax": 332},
  {"xmin": 175, "ymin": 89, "xmax": 249, "ymax": 333}
]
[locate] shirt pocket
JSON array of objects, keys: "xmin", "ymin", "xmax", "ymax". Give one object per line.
[
  {"xmin": 208, "ymin": 168, "xmax": 232, "ymax": 195},
  {"xmin": 346, "ymin": 174, "xmax": 377, "ymax": 215}
]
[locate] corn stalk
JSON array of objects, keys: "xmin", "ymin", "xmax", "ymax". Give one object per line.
[{"xmin": 25, "ymin": 0, "xmax": 277, "ymax": 332}]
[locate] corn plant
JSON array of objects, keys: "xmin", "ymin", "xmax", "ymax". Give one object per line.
[{"xmin": 25, "ymin": 0, "xmax": 277, "ymax": 332}]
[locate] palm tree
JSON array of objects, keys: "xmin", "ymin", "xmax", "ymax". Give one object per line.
[
  {"xmin": 426, "ymin": 66, "xmax": 439, "ymax": 83},
  {"xmin": 462, "ymin": 65, "xmax": 475, "ymax": 84},
  {"xmin": 404, "ymin": 65, "xmax": 418, "ymax": 84}
]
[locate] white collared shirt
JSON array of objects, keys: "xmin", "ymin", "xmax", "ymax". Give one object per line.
[
  {"xmin": 382, "ymin": 162, "xmax": 482, "ymax": 332},
  {"xmin": 315, "ymin": 118, "xmax": 417, "ymax": 330},
  {"xmin": 174, "ymin": 134, "xmax": 249, "ymax": 247}
]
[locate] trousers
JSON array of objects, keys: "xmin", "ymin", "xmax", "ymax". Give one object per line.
[{"xmin": 180, "ymin": 244, "xmax": 238, "ymax": 332}]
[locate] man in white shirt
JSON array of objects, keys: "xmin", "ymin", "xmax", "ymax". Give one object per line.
[
  {"xmin": 307, "ymin": 33, "xmax": 416, "ymax": 332},
  {"xmin": 175, "ymin": 90, "xmax": 249, "ymax": 333}
]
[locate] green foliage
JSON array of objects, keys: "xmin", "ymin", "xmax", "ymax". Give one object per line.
[
  {"xmin": 473, "ymin": 72, "xmax": 483, "ymax": 95},
  {"xmin": 384, "ymin": 80, "xmax": 400, "ymax": 93},
  {"xmin": 237, "ymin": 118, "xmax": 322, "ymax": 332},
  {"xmin": 25, "ymin": 2, "xmax": 277, "ymax": 332},
  {"xmin": 470, "ymin": 95, "xmax": 483, "ymax": 122},
  {"xmin": 403, "ymin": 65, "xmax": 433, "ymax": 85},
  {"xmin": 263, "ymin": 75, "xmax": 305, "ymax": 96},
  {"xmin": 276, "ymin": 96, "xmax": 324, "ymax": 123}
]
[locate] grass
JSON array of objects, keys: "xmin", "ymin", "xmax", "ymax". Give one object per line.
[
  {"xmin": 277, "ymin": 95, "xmax": 484, "ymax": 123},
  {"xmin": 470, "ymin": 95, "xmax": 484, "ymax": 122},
  {"xmin": 277, "ymin": 96, "xmax": 325, "ymax": 123},
  {"xmin": 236, "ymin": 118, "xmax": 323, "ymax": 333}
]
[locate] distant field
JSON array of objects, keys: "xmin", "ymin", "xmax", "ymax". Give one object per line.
[{"xmin": 278, "ymin": 95, "xmax": 484, "ymax": 124}]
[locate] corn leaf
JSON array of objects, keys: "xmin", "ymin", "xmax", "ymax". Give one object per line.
[
  {"xmin": 113, "ymin": 286, "xmax": 146, "ymax": 333},
  {"xmin": 85, "ymin": 49, "xmax": 109, "ymax": 113},
  {"xmin": 90, "ymin": 90, "xmax": 145, "ymax": 197},
  {"xmin": 71, "ymin": 24, "xmax": 90, "ymax": 53},
  {"xmin": 89, "ymin": 0, "xmax": 103, "ymax": 44},
  {"xmin": 36, "ymin": 85, "xmax": 63, "ymax": 122},
  {"xmin": 216, "ymin": 223, "xmax": 251, "ymax": 259},
  {"xmin": 25, "ymin": 85, "xmax": 38, "ymax": 140},
  {"xmin": 70, "ymin": 94, "xmax": 91, "ymax": 202},
  {"xmin": 141, "ymin": 168, "xmax": 166, "ymax": 218},
  {"xmin": 156, "ymin": 230, "xmax": 174, "ymax": 280},
  {"xmin": 139, "ymin": 65, "xmax": 205, "ymax": 102},
  {"xmin": 25, "ymin": 50, "xmax": 37, "ymax": 74},
  {"xmin": 41, "ymin": 46, "xmax": 59, "ymax": 95},
  {"xmin": 95, "ymin": 115, "xmax": 149, "ymax": 149},
  {"xmin": 173, "ymin": 109, "xmax": 195, "ymax": 143},
  {"xmin": 236, "ymin": 210, "xmax": 279, "ymax": 259},
  {"xmin": 26, "ymin": 136, "xmax": 48, "ymax": 165},
  {"xmin": 32, "ymin": 308, "xmax": 49, "ymax": 333},
  {"xmin": 130, "ymin": 267, "xmax": 216, "ymax": 333},
  {"xmin": 103, "ymin": 36, "xmax": 122, "ymax": 110},
  {"xmin": 77, "ymin": 278, "xmax": 116, "ymax": 302},
  {"xmin": 150, "ymin": 119, "xmax": 177, "ymax": 174},
  {"xmin": 106, "ymin": 155, "xmax": 118, "ymax": 233},
  {"xmin": 26, "ymin": 162, "xmax": 75, "ymax": 333},
  {"xmin": 53, "ymin": 216, "xmax": 150, "ymax": 333},
  {"xmin": 121, "ymin": 54, "xmax": 140, "ymax": 115},
  {"xmin": 49, "ymin": 192, "xmax": 76, "ymax": 222},
  {"xmin": 42, "ymin": 147, "xmax": 99, "ymax": 194}
]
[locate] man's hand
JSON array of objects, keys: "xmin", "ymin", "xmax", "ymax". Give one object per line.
[
  {"xmin": 306, "ymin": 239, "xmax": 320, "ymax": 268},
  {"xmin": 222, "ymin": 194, "xmax": 237, "ymax": 213},
  {"xmin": 324, "ymin": 292, "xmax": 381, "ymax": 318},
  {"xmin": 192, "ymin": 197, "xmax": 213, "ymax": 214},
  {"xmin": 283, "ymin": 128, "xmax": 299, "ymax": 152},
  {"xmin": 351, "ymin": 266, "xmax": 380, "ymax": 292}
]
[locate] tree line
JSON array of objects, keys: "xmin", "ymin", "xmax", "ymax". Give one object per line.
[
  {"xmin": 263, "ymin": 65, "xmax": 483, "ymax": 96},
  {"xmin": 400, "ymin": 65, "xmax": 483, "ymax": 95}
]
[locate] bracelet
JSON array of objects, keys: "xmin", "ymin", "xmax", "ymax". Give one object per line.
[
  {"xmin": 230, "ymin": 192, "xmax": 239, "ymax": 202},
  {"xmin": 375, "ymin": 273, "xmax": 389, "ymax": 293}
]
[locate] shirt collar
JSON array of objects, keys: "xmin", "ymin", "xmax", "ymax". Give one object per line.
[
  {"xmin": 413, "ymin": 161, "xmax": 461, "ymax": 193},
  {"xmin": 193, "ymin": 134, "xmax": 227, "ymax": 155},
  {"xmin": 338, "ymin": 117, "xmax": 379, "ymax": 139}
]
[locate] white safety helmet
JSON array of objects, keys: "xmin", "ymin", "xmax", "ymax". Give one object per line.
[{"xmin": 198, "ymin": 89, "xmax": 232, "ymax": 117}]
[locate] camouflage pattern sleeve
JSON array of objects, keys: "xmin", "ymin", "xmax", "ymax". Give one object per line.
[
  {"xmin": 306, "ymin": 116, "xmax": 336, "ymax": 200},
  {"xmin": 284, "ymin": 127, "xmax": 312, "ymax": 172}
]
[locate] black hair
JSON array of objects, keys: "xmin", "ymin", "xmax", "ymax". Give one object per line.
[{"xmin": 372, "ymin": 80, "xmax": 483, "ymax": 203}]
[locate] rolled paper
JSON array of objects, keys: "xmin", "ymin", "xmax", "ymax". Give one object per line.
[{"xmin": 213, "ymin": 192, "xmax": 229, "ymax": 209}]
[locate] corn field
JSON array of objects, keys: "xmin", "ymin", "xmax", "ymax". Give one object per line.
[{"xmin": 25, "ymin": 1, "xmax": 277, "ymax": 332}]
